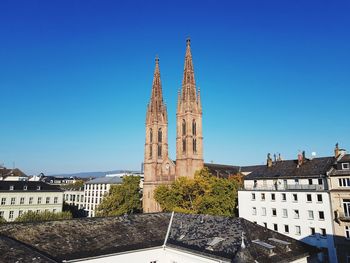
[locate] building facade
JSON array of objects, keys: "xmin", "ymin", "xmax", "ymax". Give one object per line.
[
  {"xmin": 63, "ymin": 188, "xmax": 85, "ymax": 210},
  {"xmin": 0, "ymin": 181, "xmax": 63, "ymax": 222},
  {"xmin": 238, "ymin": 153, "xmax": 338, "ymax": 263},
  {"xmin": 143, "ymin": 39, "xmax": 204, "ymax": 213}
]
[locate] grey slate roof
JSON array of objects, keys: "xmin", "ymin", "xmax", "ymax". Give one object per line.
[
  {"xmin": 0, "ymin": 213, "xmax": 316, "ymax": 263},
  {"xmin": 204, "ymin": 163, "xmax": 265, "ymax": 178},
  {"xmin": 245, "ymin": 157, "xmax": 335, "ymax": 180},
  {"xmin": 0, "ymin": 181, "xmax": 62, "ymax": 192},
  {"xmin": 85, "ymin": 176, "xmax": 123, "ymax": 184}
]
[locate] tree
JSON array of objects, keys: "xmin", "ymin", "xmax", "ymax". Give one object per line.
[
  {"xmin": 15, "ymin": 210, "xmax": 72, "ymax": 223},
  {"xmin": 96, "ymin": 176, "xmax": 142, "ymax": 216},
  {"xmin": 154, "ymin": 168, "xmax": 243, "ymax": 216}
]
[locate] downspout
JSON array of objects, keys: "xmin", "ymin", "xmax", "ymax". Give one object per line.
[{"xmin": 163, "ymin": 211, "xmax": 175, "ymax": 249}]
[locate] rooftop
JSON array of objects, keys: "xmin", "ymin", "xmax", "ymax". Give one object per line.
[
  {"xmin": 0, "ymin": 181, "xmax": 62, "ymax": 192},
  {"xmin": 85, "ymin": 176, "xmax": 124, "ymax": 185}
]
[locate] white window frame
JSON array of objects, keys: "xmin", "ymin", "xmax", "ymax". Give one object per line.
[
  {"xmin": 308, "ymin": 210, "xmax": 314, "ymax": 220},
  {"xmin": 295, "ymin": 225, "xmax": 301, "ymax": 235},
  {"xmin": 342, "ymin": 163, "xmax": 350, "ymax": 170},
  {"xmin": 345, "ymin": 226, "xmax": 350, "ymax": 239},
  {"xmin": 282, "ymin": 209, "xmax": 288, "ymax": 218}
]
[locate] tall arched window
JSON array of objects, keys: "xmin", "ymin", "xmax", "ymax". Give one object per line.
[
  {"xmin": 158, "ymin": 145, "xmax": 162, "ymax": 157},
  {"xmin": 182, "ymin": 138, "xmax": 186, "ymax": 152},
  {"xmin": 192, "ymin": 120, "xmax": 196, "ymax": 136},
  {"xmin": 182, "ymin": 120, "xmax": 186, "ymax": 136},
  {"xmin": 158, "ymin": 128, "xmax": 162, "ymax": 143},
  {"xmin": 193, "ymin": 138, "xmax": 197, "ymax": 153},
  {"xmin": 150, "ymin": 128, "xmax": 153, "ymax": 143},
  {"xmin": 149, "ymin": 145, "xmax": 152, "ymax": 158}
]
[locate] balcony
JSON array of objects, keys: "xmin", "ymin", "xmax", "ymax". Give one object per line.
[
  {"xmin": 243, "ymin": 184, "xmax": 326, "ymax": 191},
  {"xmin": 335, "ymin": 211, "xmax": 350, "ymax": 222}
]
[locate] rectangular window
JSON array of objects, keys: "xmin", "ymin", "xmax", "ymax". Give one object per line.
[
  {"xmin": 252, "ymin": 207, "xmax": 257, "ymax": 215},
  {"xmin": 261, "ymin": 193, "xmax": 265, "ymax": 201},
  {"xmin": 0, "ymin": 211, "xmax": 4, "ymax": 218},
  {"xmin": 20, "ymin": 197, "xmax": 25, "ymax": 204},
  {"xmin": 282, "ymin": 209, "xmax": 288, "ymax": 218},
  {"xmin": 339, "ymin": 178, "xmax": 350, "ymax": 187},
  {"xmin": 54, "ymin": 197, "xmax": 58, "ymax": 204},
  {"xmin": 282, "ymin": 193, "xmax": 286, "ymax": 201},
  {"xmin": 317, "ymin": 194, "xmax": 323, "ymax": 202},
  {"xmin": 38, "ymin": 197, "xmax": 42, "ymax": 204},
  {"xmin": 10, "ymin": 197, "xmax": 15, "ymax": 205},
  {"xmin": 9, "ymin": 211, "xmax": 14, "ymax": 219},
  {"xmin": 9, "ymin": 185, "xmax": 14, "ymax": 191},
  {"xmin": 319, "ymin": 211, "xmax": 325, "ymax": 220},
  {"xmin": 284, "ymin": 225, "xmax": 289, "ymax": 233},
  {"xmin": 29, "ymin": 197, "xmax": 33, "ymax": 204},
  {"xmin": 307, "ymin": 194, "xmax": 312, "ymax": 202},
  {"xmin": 318, "ymin": 178, "xmax": 323, "ymax": 185},
  {"xmin": 262, "ymin": 207, "xmax": 266, "ymax": 216},
  {"xmin": 272, "ymin": 208, "xmax": 277, "ymax": 216},
  {"xmin": 251, "ymin": 193, "xmax": 255, "ymax": 200},
  {"xmin": 320, "ymin": 228, "xmax": 326, "ymax": 237},
  {"xmin": 342, "ymin": 163, "xmax": 350, "ymax": 170},
  {"xmin": 294, "ymin": 209, "xmax": 300, "ymax": 219},
  {"xmin": 46, "ymin": 197, "xmax": 50, "ymax": 204},
  {"xmin": 295, "ymin": 179, "xmax": 299, "ymax": 185},
  {"xmin": 271, "ymin": 193, "xmax": 275, "ymax": 201},
  {"xmin": 345, "ymin": 226, "xmax": 350, "ymax": 239},
  {"xmin": 18, "ymin": 210, "xmax": 23, "ymax": 217},
  {"xmin": 293, "ymin": 194, "xmax": 298, "ymax": 202},
  {"xmin": 263, "ymin": 222, "xmax": 267, "ymax": 228},
  {"xmin": 308, "ymin": 179, "xmax": 313, "ymax": 185},
  {"xmin": 295, "ymin": 226, "xmax": 301, "ymax": 235},
  {"xmin": 53, "ymin": 209, "xmax": 56, "ymax": 213},
  {"xmin": 310, "ymin": 227, "xmax": 316, "ymax": 235},
  {"xmin": 1, "ymin": 198, "xmax": 5, "ymax": 205},
  {"xmin": 273, "ymin": 224, "xmax": 278, "ymax": 231},
  {"xmin": 308, "ymin": 210, "xmax": 314, "ymax": 219}
]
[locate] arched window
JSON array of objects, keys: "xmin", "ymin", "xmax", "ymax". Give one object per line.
[
  {"xmin": 149, "ymin": 128, "xmax": 153, "ymax": 143},
  {"xmin": 158, "ymin": 145, "xmax": 162, "ymax": 157},
  {"xmin": 182, "ymin": 119, "xmax": 186, "ymax": 136},
  {"xmin": 149, "ymin": 145, "xmax": 152, "ymax": 158},
  {"xmin": 182, "ymin": 138, "xmax": 186, "ymax": 152},
  {"xmin": 193, "ymin": 138, "xmax": 197, "ymax": 153},
  {"xmin": 192, "ymin": 120, "xmax": 196, "ymax": 136},
  {"xmin": 158, "ymin": 128, "xmax": 162, "ymax": 143}
]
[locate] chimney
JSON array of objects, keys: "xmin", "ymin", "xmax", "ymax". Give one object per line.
[
  {"xmin": 335, "ymin": 143, "xmax": 340, "ymax": 158},
  {"xmin": 277, "ymin": 153, "xmax": 282, "ymax": 162},
  {"xmin": 267, "ymin": 153, "xmax": 273, "ymax": 167},
  {"xmin": 297, "ymin": 152, "xmax": 303, "ymax": 167}
]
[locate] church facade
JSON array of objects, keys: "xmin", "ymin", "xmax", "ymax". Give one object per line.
[{"xmin": 143, "ymin": 39, "xmax": 203, "ymax": 213}]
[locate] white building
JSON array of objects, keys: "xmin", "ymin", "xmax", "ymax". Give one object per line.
[
  {"xmin": 0, "ymin": 181, "xmax": 63, "ymax": 222},
  {"xmin": 63, "ymin": 187, "xmax": 85, "ymax": 210},
  {"xmin": 238, "ymin": 153, "xmax": 338, "ymax": 263}
]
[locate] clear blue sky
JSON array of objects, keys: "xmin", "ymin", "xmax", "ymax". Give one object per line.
[{"xmin": 0, "ymin": 0, "xmax": 349, "ymax": 175}]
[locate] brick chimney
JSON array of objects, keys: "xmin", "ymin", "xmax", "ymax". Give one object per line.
[
  {"xmin": 297, "ymin": 152, "xmax": 303, "ymax": 167},
  {"xmin": 334, "ymin": 143, "xmax": 340, "ymax": 158},
  {"xmin": 267, "ymin": 153, "xmax": 273, "ymax": 167}
]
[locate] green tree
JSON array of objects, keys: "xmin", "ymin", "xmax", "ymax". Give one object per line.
[
  {"xmin": 15, "ymin": 210, "xmax": 72, "ymax": 223},
  {"xmin": 154, "ymin": 168, "xmax": 242, "ymax": 216},
  {"xmin": 96, "ymin": 176, "xmax": 142, "ymax": 216},
  {"xmin": 0, "ymin": 217, "xmax": 7, "ymax": 224}
]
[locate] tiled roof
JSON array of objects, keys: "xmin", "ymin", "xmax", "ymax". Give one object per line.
[
  {"xmin": 0, "ymin": 181, "xmax": 62, "ymax": 192},
  {"xmin": 0, "ymin": 213, "xmax": 316, "ymax": 263},
  {"xmin": 0, "ymin": 168, "xmax": 27, "ymax": 177},
  {"xmin": 338, "ymin": 154, "xmax": 350, "ymax": 163},
  {"xmin": 85, "ymin": 176, "xmax": 123, "ymax": 184},
  {"xmin": 204, "ymin": 163, "xmax": 240, "ymax": 178},
  {"xmin": 245, "ymin": 157, "xmax": 334, "ymax": 180}
]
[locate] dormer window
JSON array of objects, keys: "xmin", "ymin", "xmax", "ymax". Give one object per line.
[
  {"xmin": 23, "ymin": 185, "xmax": 28, "ymax": 190},
  {"xmin": 37, "ymin": 185, "xmax": 41, "ymax": 190},
  {"xmin": 342, "ymin": 163, "xmax": 350, "ymax": 170},
  {"xmin": 9, "ymin": 185, "xmax": 14, "ymax": 191}
]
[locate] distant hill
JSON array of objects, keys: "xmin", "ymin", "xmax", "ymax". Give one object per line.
[{"xmin": 49, "ymin": 170, "xmax": 141, "ymax": 178}]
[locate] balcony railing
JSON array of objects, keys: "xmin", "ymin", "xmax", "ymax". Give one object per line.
[{"xmin": 243, "ymin": 184, "xmax": 326, "ymax": 191}]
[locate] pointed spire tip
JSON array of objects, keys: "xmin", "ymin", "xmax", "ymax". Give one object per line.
[{"xmin": 186, "ymin": 37, "xmax": 191, "ymax": 45}]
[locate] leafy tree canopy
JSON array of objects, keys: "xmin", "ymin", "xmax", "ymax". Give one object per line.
[
  {"xmin": 96, "ymin": 176, "xmax": 142, "ymax": 217},
  {"xmin": 154, "ymin": 168, "xmax": 243, "ymax": 216},
  {"xmin": 15, "ymin": 210, "xmax": 72, "ymax": 223}
]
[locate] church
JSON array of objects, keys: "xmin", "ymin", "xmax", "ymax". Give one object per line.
[{"xmin": 143, "ymin": 39, "xmax": 204, "ymax": 213}]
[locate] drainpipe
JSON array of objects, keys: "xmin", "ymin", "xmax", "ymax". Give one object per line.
[{"xmin": 163, "ymin": 211, "xmax": 175, "ymax": 249}]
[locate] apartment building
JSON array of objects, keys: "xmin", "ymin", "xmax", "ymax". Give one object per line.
[
  {"xmin": 238, "ymin": 152, "xmax": 337, "ymax": 263},
  {"xmin": 63, "ymin": 187, "xmax": 85, "ymax": 210},
  {"xmin": 0, "ymin": 181, "xmax": 63, "ymax": 221},
  {"xmin": 328, "ymin": 145, "xmax": 350, "ymax": 263}
]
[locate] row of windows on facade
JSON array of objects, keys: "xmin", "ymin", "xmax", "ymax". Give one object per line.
[
  {"xmin": 8, "ymin": 185, "xmax": 46, "ymax": 191},
  {"xmin": 85, "ymin": 191, "xmax": 107, "ymax": 197},
  {"xmin": 252, "ymin": 207, "xmax": 326, "ymax": 220},
  {"xmin": 0, "ymin": 197, "xmax": 59, "ymax": 205},
  {"xmin": 149, "ymin": 120, "xmax": 197, "ymax": 143},
  {"xmin": 85, "ymin": 184, "xmax": 108, "ymax": 190},
  {"xmin": 149, "ymin": 139, "xmax": 198, "ymax": 159},
  {"xmin": 254, "ymin": 178, "xmax": 324, "ymax": 187},
  {"xmin": 339, "ymin": 178, "xmax": 350, "ymax": 187},
  {"xmin": 0, "ymin": 209, "xmax": 57, "ymax": 219},
  {"xmin": 251, "ymin": 192, "xmax": 323, "ymax": 202},
  {"xmin": 255, "ymin": 221, "xmax": 328, "ymax": 237},
  {"xmin": 64, "ymin": 194, "xmax": 84, "ymax": 202}
]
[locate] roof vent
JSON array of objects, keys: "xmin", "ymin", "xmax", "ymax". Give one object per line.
[
  {"xmin": 252, "ymin": 239, "xmax": 275, "ymax": 256},
  {"xmin": 268, "ymin": 238, "xmax": 291, "ymax": 252},
  {"xmin": 177, "ymin": 234, "xmax": 186, "ymax": 241},
  {"xmin": 9, "ymin": 185, "xmax": 14, "ymax": 191},
  {"xmin": 241, "ymin": 232, "xmax": 246, "ymax": 249},
  {"xmin": 206, "ymin": 237, "xmax": 225, "ymax": 251}
]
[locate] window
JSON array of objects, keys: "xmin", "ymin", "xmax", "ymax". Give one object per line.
[
  {"xmin": 262, "ymin": 207, "xmax": 266, "ymax": 216},
  {"xmin": 53, "ymin": 209, "xmax": 56, "ymax": 213},
  {"xmin": 310, "ymin": 227, "xmax": 316, "ymax": 235},
  {"xmin": 318, "ymin": 178, "xmax": 323, "ymax": 185},
  {"xmin": 261, "ymin": 193, "xmax": 265, "ymax": 201},
  {"xmin": 149, "ymin": 144, "xmax": 152, "ymax": 158},
  {"xmin": 46, "ymin": 197, "xmax": 50, "ymax": 204},
  {"xmin": 23, "ymin": 185, "xmax": 27, "ymax": 190},
  {"xmin": 192, "ymin": 120, "xmax": 196, "ymax": 136},
  {"xmin": 11, "ymin": 198, "xmax": 15, "ymax": 205},
  {"xmin": 157, "ymin": 145, "xmax": 162, "ymax": 157},
  {"xmin": 252, "ymin": 207, "xmax": 257, "ymax": 215},
  {"xmin": 319, "ymin": 211, "xmax": 325, "ymax": 220},
  {"xmin": 18, "ymin": 210, "xmax": 23, "ymax": 216},
  {"xmin": 20, "ymin": 197, "xmax": 25, "ymax": 204},
  {"xmin": 308, "ymin": 210, "xmax": 314, "ymax": 220},
  {"xmin": 345, "ymin": 226, "xmax": 350, "ymax": 239},
  {"xmin": 182, "ymin": 138, "xmax": 186, "ymax": 152},
  {"xmin": 29, "ymin": 197, "xmax": 33, "ymax": 204},
  {"xmin": 317, "ymin": 194, "xmax": 323, "ymax": 202},
  {"xmin": 293, "ymin": 194, "xmax": 298, "ymax": 202},
  {"xmin": 9, "ymin": 211, "xmax": 14, "ymax": 219},
  {"xmin": 344, "ymin": 199, "xmax": 350, "ymax": 217},
  {"xmin": 0, "ymin": 211, "xmax": 4, "ymax": 218},
  {"xmin": 273, "ymin": 224, "xmax": 278, "ymax": 231},
  {"xmin": 54, "ymin": 197, "xmax": 58, "ymax": 204},
  {"xmin": 272, "ymin": 208, "xmax": 277, "ymax": 216},
  {"xmin": 320, "ymin": 228, "xmax": 326, "ymax": 237},
  {"xmin": 253, "ymin": 180, "xmax": 257, "ymax": 188},
  {"xmin": 307, "ymin": 194, "xmax": 312, "ymax": 202},
  {"xmin": 1, "ymin": 198, "xmax": 6, "ymax": 205},
  {"xmin": 282, "ymin": 209, "xmax": 288, "ymax": 218},
  {"xmin": 339, "ymin": 178, "xmax": 350, "ymax": 187},
  {"xmin": 284, "ymin": 225, "xmax": 289, "ymax": 233},
  {"xmin": 37, "ymin": 185, "xmax": 41, "ymax": 190},
  {"xmin": 295, "ymin": 226, "xmax": 301, "ymax": 235},
  {"xmin": 9, "ymin": 185, "xmax": 14, "ymax": 190},
  {"xmin": 271, "ymin": 193, "xmax": 275, "ymax": 201},
  {"xmin": 182, "ymin": 119, "xmax": 186, "ymax": 136},
  {"xmin": 308, "ymin": 179, "xmax": 313, "ymax": 185},
  {"xmin": 282, "ymin": 193, "xmax": 286, "ymax": 201},
  {"xmin": 192, "ymin": 138, "xmax": 197, "ymax": 153},
  {"xmin": 294, "ymin": 209, "xmax": 300, "ymax": 219},
  {"xmin": 38, "ymin": 197, "xmax": 42, "ymax": 204},
  {"xmin": 251, "ymin": 193, "xmax": 256, "ymax": 200},
  {"xmin": 342, "ymin": 163, "xmax": 350, "ymax": 170},
  {"xmin": 158, "ymin": 128, "xmax": 162, "ymax": 143},
  {"xmin": 263, "ymin": 222, "xmax": 267, "ymax": 228}
]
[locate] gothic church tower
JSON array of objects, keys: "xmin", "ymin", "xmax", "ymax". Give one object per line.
[
  {"xmin": 176, "ymin": 39, "xmax": 204, "ymax": 178},
  {"xmin": 143, "ymin": 57, "xmax": 175, "ymax": 213}
]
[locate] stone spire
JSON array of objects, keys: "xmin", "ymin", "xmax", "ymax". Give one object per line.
[
  {"xmin": 149, "ymin": 56, "xmax": 164, "ymax": 113},
  {"xmin": 181, "ymin": 38, "xmax": 197, "ymax": 105}
]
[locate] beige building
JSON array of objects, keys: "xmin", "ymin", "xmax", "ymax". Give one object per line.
[
  {"xmin": 0, "ymin": 181, "xmax": 63, "ymax": 222},
  {"xmin": 63, "ymin": 188, "xmax": 85, "ymax": 210},
  {"xmin": 328, "ymin": 144, "xmax": 350, "ymax": 263},
  {"xmin": 143, "ymin": 39, "xmax": 204, "ymax": 213}
]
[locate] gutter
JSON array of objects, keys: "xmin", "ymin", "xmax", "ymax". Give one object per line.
[{"xmin": 163, "ymin": 211, "xmax": 174, "ymax": 248}]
